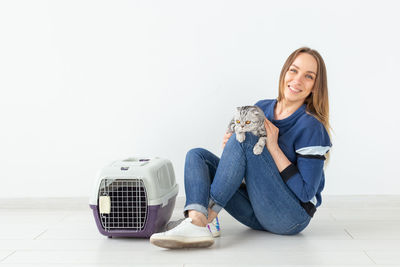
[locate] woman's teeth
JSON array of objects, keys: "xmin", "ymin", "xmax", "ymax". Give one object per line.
[{"xmin": 288, "ymin": 85, "xmax": 301, "ymax": 93}]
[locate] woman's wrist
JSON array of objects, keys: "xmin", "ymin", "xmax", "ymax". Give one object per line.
[
  {"xmin": 267, "ymin": 143, "xmax": 280, "ymax": 155},
  {"xmin": 267, "ymin": 143, "xmax": 291, "ymax": 172}
]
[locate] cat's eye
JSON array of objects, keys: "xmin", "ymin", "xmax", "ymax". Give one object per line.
[
  {"xmin": 236, "ymin": 120, "xmax": 240, "ymax": 123},
  {"xmin": 245, "ymin": 121, "xmax": 251, "ymax": 124}
]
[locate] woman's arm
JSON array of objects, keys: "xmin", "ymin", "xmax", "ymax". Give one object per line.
[
  {"xmin": 267, "ymin": 144, "xmax": 292, "ymax": 172},
  {"xmin": 264, "ymin": 118, "xmax": 330, "ymax": 203},
  {"xmin": 263, "ymin": 118, "xmax": 292, "ymax": 172}
]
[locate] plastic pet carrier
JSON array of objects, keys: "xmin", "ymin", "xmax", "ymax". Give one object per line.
[{"xmin": 89, "ymin": 157, "xmax": 179, "ymax": 238}]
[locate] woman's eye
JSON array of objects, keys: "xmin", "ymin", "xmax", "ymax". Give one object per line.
[
  {"xmin": 289, "ymin": 68, "xmax": 297, "ymax": 73},
  {"xmin": 245, "ymin": 121, "xmax": 251, "ymax": 124},
  {"xmin": 306, "ymin": 75, "xmax": 314, "ymax": 80}
]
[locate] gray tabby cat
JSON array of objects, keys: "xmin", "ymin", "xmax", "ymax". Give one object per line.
[{"xmin": 227, "ymin": 106, "xmax": 267, "ymax": 155}]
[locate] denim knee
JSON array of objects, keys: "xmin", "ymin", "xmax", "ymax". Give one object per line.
[
  {"xmin": 230, "ymin": 132, "xmax": 260, "ymax": 148},
  {"xmin": 186, "ymin": 147, "xmax": 206, "ymax": 161},
  {"xmin": 245, "ymin": 132, "xmax": 262, "ymax": 147}
]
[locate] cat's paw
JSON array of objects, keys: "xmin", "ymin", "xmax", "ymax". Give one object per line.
[
  {"xmin": 236, "ymin": 133, "xmax": 245, "ymax": 143},
  {"xmin": 253, "ymin": 145, "xmax": 263, "ymax": 155}
]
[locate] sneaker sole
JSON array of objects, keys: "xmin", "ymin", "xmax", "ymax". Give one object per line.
[{"xmin": 150, "ymin": 236, "xmax": 214, "ymax": 249}]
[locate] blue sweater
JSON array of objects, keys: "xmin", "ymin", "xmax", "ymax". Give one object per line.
[{"xmin": 255, "ymin": 99, "xmax": 331, "ymax": 207}]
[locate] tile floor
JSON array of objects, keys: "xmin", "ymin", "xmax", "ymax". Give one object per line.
[{"xmin": 0, "ymin": 195, "xmax": 400, "ymax": 266}]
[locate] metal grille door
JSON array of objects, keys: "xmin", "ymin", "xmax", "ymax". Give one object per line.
[{"xmin": 98, "ymin": 179, "xmax": 147, "ymax": 231}]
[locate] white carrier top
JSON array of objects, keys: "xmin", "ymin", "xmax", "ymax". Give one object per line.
[{"xmin": 89, "ymin": 157, "xmax": 179, "ymax": 207}]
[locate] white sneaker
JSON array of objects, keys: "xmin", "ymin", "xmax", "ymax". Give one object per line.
[
  {"xmin": 164, "ymin": 218, "xmax": 185, "ymax": 231},
  {"xmin": 207, "ymin": 217, "xmax": 221, "ymax": 238},
  {"xmin": 166, "ymin": 217, "xmax": 221, "ymax": 237},
  {"xmin": 150, "ymin": 218, "xmax": 214, "ymax": 249}
]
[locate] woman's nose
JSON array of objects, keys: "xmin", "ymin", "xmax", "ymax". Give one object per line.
[{"xmin": 293, "ymin": 74, "xmax": 304, "ymax": 84}]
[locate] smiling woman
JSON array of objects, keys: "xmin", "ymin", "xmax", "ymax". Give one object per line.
[
  {"xmin": 282, "ymin": 54, "xmax": 317, "ymax": 105},
  {"xmin": 277, "ymin": 48, "xmax": 330, "ymax": 133},
  {"xmin": 150, "ymin": 47, "xmax": 332, "ymax": 249}
]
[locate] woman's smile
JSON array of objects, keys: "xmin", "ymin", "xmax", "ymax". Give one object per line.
[{"xmin": 288, "ymin": 84, "xmax": 302, "ymax": 94}]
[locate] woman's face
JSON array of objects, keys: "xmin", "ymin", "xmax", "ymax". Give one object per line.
[{"xmin": 283, "ymin": 53, "xmax": 318, "ymax": 104}]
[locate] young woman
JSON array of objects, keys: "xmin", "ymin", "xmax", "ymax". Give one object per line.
[{"xmin": 150, "ymin": 47, "xmax": 332, "ymax": 249}]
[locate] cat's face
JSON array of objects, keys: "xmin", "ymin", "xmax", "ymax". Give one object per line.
[{"xmin": 234, "ymin": 107, "xmax": 262, "ymax": 133}]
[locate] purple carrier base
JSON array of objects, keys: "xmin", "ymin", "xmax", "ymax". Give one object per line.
[{"xmin": 89, "ymin": 195, "xmax": 177, "ymax": 238}]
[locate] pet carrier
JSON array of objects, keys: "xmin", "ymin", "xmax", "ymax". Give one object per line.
[{"xmin": 89, "ymin": 157, "xmax": 179, "ymax": 238}]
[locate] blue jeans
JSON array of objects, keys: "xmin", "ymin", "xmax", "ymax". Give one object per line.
[{"xmin": 183, "ymin": 132, "xmax": 311, "ymax": 235}]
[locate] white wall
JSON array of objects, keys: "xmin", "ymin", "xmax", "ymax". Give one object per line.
[{"xmin": 1, "ymin": 0, "xmax": 399, "ymax": 198}]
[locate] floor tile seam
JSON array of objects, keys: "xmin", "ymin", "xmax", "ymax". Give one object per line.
[
  {"xmin": 0, "ymin": 251, "xmax": 16, "ymax": 263},
  {"xmin": 343, "ymin": 228, "xmax": 354, "ymax": 239},
  {"xmin": 363, "ymin": 250, "xmax": 377, "ymax": 265},
  {"xmin": 33, "ymin": 229, "xmax": 49, "ymax": 240},
  {"xmin": 328, "ymin": 211, "xmax": 337, "ymax": 221}
]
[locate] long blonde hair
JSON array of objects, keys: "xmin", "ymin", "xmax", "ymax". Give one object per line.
[{"xmin": 278, "ymin": 47, "xmax": 331, "ymax": 160}]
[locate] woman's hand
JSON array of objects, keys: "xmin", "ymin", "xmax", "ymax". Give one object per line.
[
  {"xmin": 263, "ymin": 118, "xmax": 292, "ymax": 172},
  {"xmin": 264, "ymin": 118, "xmax": 279, "ymax": 151},
  {"xmin": 222, "ymin": 132, "xmax": 232, "ymax": 149}
]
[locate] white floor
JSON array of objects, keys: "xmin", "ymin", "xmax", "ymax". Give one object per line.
[{"xmin": 1, "ymin": 196, "xmax": 400, "ymax": 266}]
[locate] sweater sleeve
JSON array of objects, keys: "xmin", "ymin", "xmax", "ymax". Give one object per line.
[{"xmin": 280, "ymin": 119, "xmax": 331, "ymax": 203}]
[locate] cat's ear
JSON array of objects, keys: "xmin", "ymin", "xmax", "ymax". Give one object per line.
[
  {"xmin": 252, "ymin": 106, "xmax": 261, "ymax": 115},
  {"xmin": 236, "ymin": 107, "xmax": 241, "ymax": 111}
]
